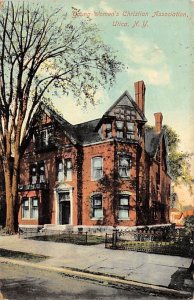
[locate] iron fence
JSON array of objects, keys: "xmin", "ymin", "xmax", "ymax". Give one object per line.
[
  {"xmin": 19, "ymin": 228, "xmax": 105, "ymax": 246},
  {"xmin": 105, "ymin": 227, "xmax": 194, "ymax": 258}
]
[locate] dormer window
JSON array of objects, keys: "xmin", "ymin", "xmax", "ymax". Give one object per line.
[
  {"xmin": 116, "ymin": 121, "xmax": 124, "ymax": 138},
  {"xmin": 105, "ymin": 123, "xmax": 112, "ymax": 138}
]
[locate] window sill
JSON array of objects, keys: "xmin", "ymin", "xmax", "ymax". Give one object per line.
[
  {"xmin": 91, "ymin": 178, "xmax": 103, "ymax": 182},
  {"xmin": 21, "ymin": 218, "xmax": 38, "ymax": 220},
  {"xmin": 118, "ymin": 218, "xmax": 130, "ymax": 221},
  {"xmin": 91, "ymin": 218, "xmax": 103, "ymax": 220}
]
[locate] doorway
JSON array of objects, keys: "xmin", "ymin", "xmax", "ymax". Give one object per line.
[{"xmin": 58, "ymin": 192, "xmax": 71, "ymax": 225}]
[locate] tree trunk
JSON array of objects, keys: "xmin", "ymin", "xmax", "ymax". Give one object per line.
[
  {"xmin": 3, "ymin": 158, "xmax": 15, "ymax": 233},
  {"xmin": 12, "ymin": 151, "xmax": 20, "ymax": 232}
]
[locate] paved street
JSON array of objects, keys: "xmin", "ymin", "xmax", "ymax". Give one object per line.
[{"xmin": 0, "ymin": 263, "xmax": 182, "ymax": 300}]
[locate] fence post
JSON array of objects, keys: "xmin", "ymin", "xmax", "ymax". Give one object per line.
[
  {"xmin": 86, "ymin": 231, "xmax": 88, "ymax": 245},
  {"xmin": 105, "ymin": 233, "xmax": 107, "ymax": 248},
  {"xmin": 112, "ymin": 227, "xmax": 118, "ymax": 249}
]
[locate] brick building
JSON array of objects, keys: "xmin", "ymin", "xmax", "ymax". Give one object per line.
[{"xmin": 18, "ymin": 81, "xmax": 171, "ymax": 228}]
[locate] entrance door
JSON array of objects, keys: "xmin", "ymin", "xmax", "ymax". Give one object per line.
[
  {"xmin": 59, "ymin": 192, "xmax": 71, "ymax": 225},
  {"xmin": 60, "ymin": 201, "xmax": 70, "ymax": 224}
]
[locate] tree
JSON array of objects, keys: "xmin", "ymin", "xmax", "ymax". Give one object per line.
[
  {"xmin": 163, "ymin": 125, "xmax": 192, "ymax": 186},
  {"xmin": 184, "ymin": 215, "xmax": 194, "ymax": 236},
  {"xmin": 146, "ymin": 125, "xmax": 192, "ymax": 185},
  {"xmin": 0, "ymin": 2, "xmax": 123, "ymax": 233}
]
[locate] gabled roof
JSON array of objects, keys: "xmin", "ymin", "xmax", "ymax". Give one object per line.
[
  {"xmin": 95, "ymin": 90, "xmax": 147, "ymax": 131},
  {"xmin": 145, "ymin": 127, "xmax": 171, "ymax": 177},
  {"xmin": 40, "ymin": 103, "xmax": 79, "ymax": 145},
  {"xmin": 98, "ymin": 90, "xmax": 147, "ymax": 126},
  {"xmin": 40, "ymin": 90, "xmax": 147, "ymax": 146},
  {"xmin": 145, "ymin": 128, "xmax": 162, "ymax": 157},
  {"xmin": 73, "ymin": 119, "xmax": 101, "ymax": 145}
]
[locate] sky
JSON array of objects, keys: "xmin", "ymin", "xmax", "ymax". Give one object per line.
[{"xmin": 47, "ymin": 0, "xmax": 194, "ymax": 157}]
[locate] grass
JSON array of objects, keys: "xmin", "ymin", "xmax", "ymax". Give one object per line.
[
  {"xmin": 0, "ymin": 248, "xmax": 48, "ymax": 262},
  {"xmin": 107, "ymin": 240, "xmax": 192, "ymax": 257},
  {"xmin": 28, "ymin": 233, "xmax": 105, "ymax": 245}
]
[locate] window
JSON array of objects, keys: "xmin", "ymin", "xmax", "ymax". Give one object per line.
[
  {"xmin": 30, "ymin": 164, "xmax": 37, "ymax": 184},
  {"xmin": 35, "ymin": 126, "xmax": 54, "ymax": 151},
  {"xmin": 38, "ymin": 161, "xmax": 45, "ymax": 183},
  {"xmin": 22, "ymin": 198, "xmax": 39, "ymax": 219},
  {"xmin": 66, "ymin": 159, "xmax": 72, "ymax": 181},
  {"xmin": 22, "ymin": 198, "xmax": 30, "ymax": 219},
  {"xmin": 59, "ymin": 191, "xmax": 70, "ymax": 202},
  {"xmin": 105, "ymin": 123, "xmax": 112, "ymax": 138},
  {"xmin": 56, "ymin": 158, "xmax": 72, "ymax": 182},
  {"xmin": 118, "ymin": 195, "xmax": 130, "ymax": 219},
  {"xmin": 91, "ymin": 157, "xmax": 103, "ymax": 180},
  {"xmin": 116, "ymin": 121, "xmax": 124, "ymax": 139},
  {"xmin": 91, "ymin": 194, "xmax": 103, "ymax": 219},
  {"xmin": 31, "ymin": 198, "xmax": 39, "ymax": 219},
  {"xmin": 126, "ymin": 122, "xmax": 135, "ymax": 140},
  {"xmin": 29, "ymin": 161, "xmax": 46, "ymax": 184},
  {"xmin": 118, "ymin": 157, "xmax": 131, "ymax": 178},
  {"xmin": 56, "ymin": 159, "xmax": 64, "ymax": 182}
]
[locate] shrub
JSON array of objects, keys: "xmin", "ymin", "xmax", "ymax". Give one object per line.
[{"xmin": 184, "ymin": 215, "xmax": 194, "ymax": 235}]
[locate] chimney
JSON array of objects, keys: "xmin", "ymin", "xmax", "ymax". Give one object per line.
[
  {"xmin": 134, "ymin": 80, "xmax": 146, "ymax": 113},
  {"xmin": 154, "ymin": 112, "xmax": 163, "ymax": 133}
]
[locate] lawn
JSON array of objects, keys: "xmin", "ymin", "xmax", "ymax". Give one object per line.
[
  {"xmin": 28, "ymin": 232, "xmax": 105, "ymax": 245},
  {"xmin": 108, "ymin": 240, "xmax": 192, "ymax": 257},
  {"xmin": 0, "ymin": 248, "xmax": 48, "ymax": 262}
]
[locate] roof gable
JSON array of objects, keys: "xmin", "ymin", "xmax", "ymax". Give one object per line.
[
  {"xmin": 39, "ymin": 104, "xmax": 79, "ymax": 145},
  {"xmin": 104, "ymin": 90, "xmax": 147, "ymax": 122},
  {"xmin": 145, "ymin": 128, "xmax": 171, "ymax": 177}
]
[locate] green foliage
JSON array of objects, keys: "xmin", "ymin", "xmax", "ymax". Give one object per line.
[
  {"xmin": 184, "ymin": 215, "xmax": 194, "ymax": 235},
  {"xmin": 163, "ymin": 125, "xmax": 192, "ymax": 185},
  {"xmin": 0, "ymin": 2, "xmax": 123, "ymax": 232},
  {"xmin": 146, "ymin": 125, "xmax": 192, "ymax": 185}
]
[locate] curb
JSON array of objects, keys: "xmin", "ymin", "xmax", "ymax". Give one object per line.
[{"xmin": 0, "ymin": 257, "xmax": 192, "ymax": 298}]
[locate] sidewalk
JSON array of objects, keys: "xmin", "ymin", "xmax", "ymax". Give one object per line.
[{"xmin": 0, "ymin": 235, "xmax": 193, "ymax": 297}]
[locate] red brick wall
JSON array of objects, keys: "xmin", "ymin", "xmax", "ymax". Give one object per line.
[
  {"xmin": 19, "ymin": 121, "xmax": 79, "ymax": 226},
  {"xmin": 81, "ymin": 141, "xmax": 137, "ymax": 226}
]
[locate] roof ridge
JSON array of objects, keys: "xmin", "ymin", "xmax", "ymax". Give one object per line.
[{"xmin": 73, "ymin": 118, "xmax": 101, "ymax": 126}]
